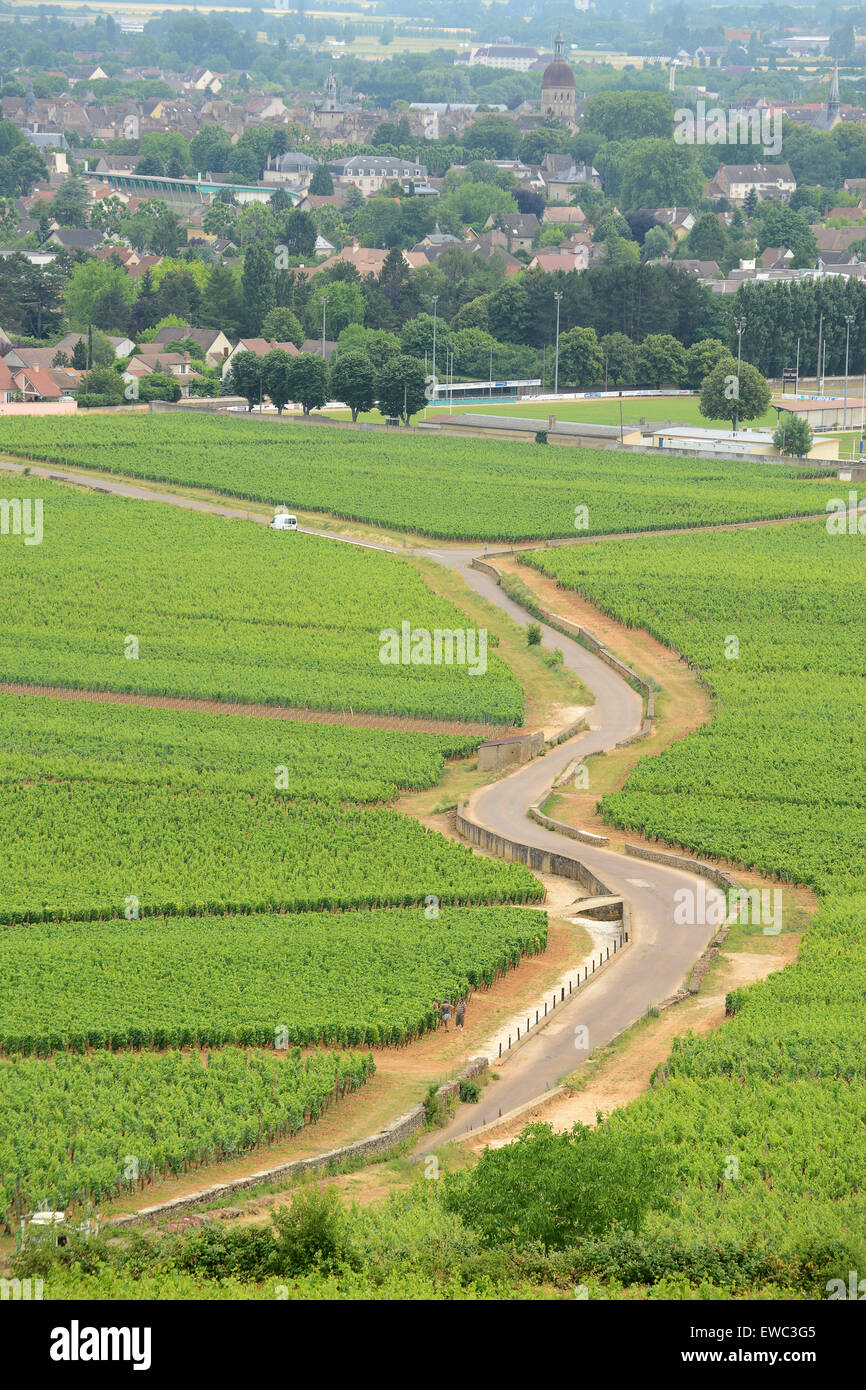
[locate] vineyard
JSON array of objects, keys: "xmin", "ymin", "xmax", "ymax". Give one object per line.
[
  {"xmin": 0, "ymin": 905, "xmax": 547, "ymax": 1053},
  {"xmin": 0, "ymin": 695, "xmax": 540, "ymax": 921},
  {"xmin": 0, "ymin": 475, "xmax": 523, "ymax": 723},
  {"xmin": 524, "ymin": 520, "xmax": 866, "ymax": 1256},
  {"xmin": 0, "ymin": 1048, "xmax": 375, "ymax": 1223},
  {"xmin": 0, "ymin": 413, "xmax": 839, "ymax": 542}
]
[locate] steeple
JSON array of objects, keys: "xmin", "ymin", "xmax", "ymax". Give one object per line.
[
  {"xmin": 554, "ymin": 31, "xmax": 565, "ymax": 62},
  {"xmin": 828, "ymin": 62, "xmax": 840, "ymax": 120},
  {"xmin": 325, "ymin": 61, "xmax": 337, "ymax": 102}
]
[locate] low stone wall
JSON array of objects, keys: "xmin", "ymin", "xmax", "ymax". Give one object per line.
[
  {"xmin": 624, "ymin": 841, "xmax": 740, "ymax": 892},
  {"xmin": 105, "ymin": 1058, "xmax": 489, "ymax": 1228},
  {"xmin": 0, "ymin": 400, "xmax": 77, "ymax": 416},
  {"xmin": 456, "ymin": 805, "xmax": 613, "ymax": 898},
  {"xmin": 528, "ymin": 804, "xmax": 610, "ymax": 847}
]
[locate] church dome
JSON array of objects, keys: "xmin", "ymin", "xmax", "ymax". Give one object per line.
[{"xmin": 542, "ymin": 60, "xmax": 576, "ymax": 89}]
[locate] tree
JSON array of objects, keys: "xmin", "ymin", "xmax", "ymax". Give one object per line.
[
  {"xmin": 641, "ymin": 225, "xmax": 671, "ymax": 262},
  {"xmin": 278, "ymin": 208, "xmax": 317, "ymax": 260},
  {"xmin": 463, "ymin": 114, "xmax": 521, "ymax": 159},
  {"xmin": 51, "ymin": 175, "xmax": 88, "ymax": 228},
  {"xmin": 636, "ymin": 333, "xmax": 687, "ymax": 387},
  {"xmin": 338, "ymin": 325, "xmax": 401, "ymax": 372},
  {"xmin": 64, "ymin": 260, "xmax": 135, "ymax": 331},
  {"xmin": 377, "ymin": 354, "xmax": 427, "ymax": 423},
  {"xmin": 774, "ymin": 413, "xmax": 812, "ymax": 458},
  {"xmin": 329, "ymin": 350, "xmax": 376, "ymax": 421},
  {"xmin": 619, "ymin": 140, "xmax": 704, "ymax": 214},
  {"xmin": 583, "ymin": 91, "xmax": 675, "ymax": 143},
  {"xmin": 306, "ymin": 278, "xmax": 365, "ymax": 339},
  {"xmin": 262, "ymin": 306, "xmax": 304, "ymax": 347},
  {"xmin": 685, "ymin": 212, "xmax": 730, "ymax": 263},
  {"xmin": 699, "ymin": 356, "xmax": 771, "ymax": 431},
  {"xmin": 754, "ymin": 205, "xmax": 818, "ymax": 269},
  {"xmin": 190, "ymin": 124, "xmax": 233, "ymax": 174},
  {"xmin": 558, "ymin": 325, "xmax": 604, "ymax": 387},
  {"xmin": 684, "ymin": 337, "xmax": 730, "ymax": 390},
  {"xmin": 137, "ymin": 371, "xmax": 181, "ymax": 403},
  {"xmin": 744, "ymin": 187, "xmax": 758, "ymax": 217},
  {"xmin": 262, "ymin": 347, "xmax": 296, "ymax": 414},
  {"xmin": 309, "ymin": 163, "xmax": 334, "ymax": 196},
  {"xmin": 81, "ymin": 365, "xmax": 125, "ymax": 404},
  {"xmin": 289, "ymin": 352, "xmax": 329, "ymax": 414},
  {"xmin": 600, "ymin": 332, "xmax": 636, "ymax": 386},
  {"xmin": 228, "ymin": 349, "xmax": 265, "ymax": 411},
  {"xmin": 400, "ymin": 311, "xmax": 450, "ymax": 360},
  {"xmin": 487, "ymin": 278, "xmax": 530, "ymax": 344},
  {"xmin": 242, "ymin": 241, "xmax": 276, "ymax": 335},
  {"xmin": 442, "ymin": 1121, "xmax": 670, "ymax": 1251},
  {"xmin": 200, "ymin": 264, "xmax": 244, "ymax": 337}
]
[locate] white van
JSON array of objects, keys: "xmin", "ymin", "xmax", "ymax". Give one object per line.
[{"xmin": 269, "ymin": 511, "xmax": 298, "ymax": 531}]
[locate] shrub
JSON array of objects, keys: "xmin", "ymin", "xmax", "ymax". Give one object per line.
[{"xmin": 527, "ymin": 622, "xmax": 542, "ymax": 646}]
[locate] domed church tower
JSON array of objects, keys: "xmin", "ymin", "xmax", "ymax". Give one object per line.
[{"xmin": 541, "ymin": 33, "xmax": 576, "ymax": 129}]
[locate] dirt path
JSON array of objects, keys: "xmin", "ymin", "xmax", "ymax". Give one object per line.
[{"xmin": 0, "ymin": 682, "xmax": 503, "ymax": 739}]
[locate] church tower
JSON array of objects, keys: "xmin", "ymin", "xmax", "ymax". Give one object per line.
[{"xmin": 541, "ymin": 33, "xmax": 576, "ymax": 130}]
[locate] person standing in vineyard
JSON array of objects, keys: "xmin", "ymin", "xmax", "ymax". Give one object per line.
[
  {"xmin": 432, "ymin": 998, "xmax": 440, "ymax": 1030},
  {"xmin": 440, "ymin": 999, "xmax": 452, "ymax": 1032},
  {"xmin": 456, "ymin": 997, "xmax": 466, "ymax": 1031}
]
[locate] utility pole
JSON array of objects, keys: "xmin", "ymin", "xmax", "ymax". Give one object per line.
[
  {"xmin": 321, "ymin": 297, "xmax": 328, "ymax": 358},
  {"xmin": 816, "ymin": 312, "xmax": 823, "ymax": 392},
  {"xmin": 733, "ymin": 315, "xmax": 746, "ymax": 435},
  {"xmin": 844, "ymin": 314, "xmax": 855, "ymax": 431},
  {"xmin": 794, "ymin": 336, "xmax": 800, "ymax": 393},
  {"xmin": 553, "ymin": 290, "xmax": 563, "ymax": 396},
  {"xmin": 431, "ymin": 294, "xmax": 438, "ymax": 388}
]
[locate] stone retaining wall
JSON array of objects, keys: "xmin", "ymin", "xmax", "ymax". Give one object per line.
[
  {"xmin": 105, "ymin": 1058, "xmax": 489, "ymax": 1228},
  {"xmin": 528, "ymin": 804, "xmax": 610, "ymax": 847},
  {"xmin": 456, "ymin": 805, "xmax": 612, "ymax": 898}
]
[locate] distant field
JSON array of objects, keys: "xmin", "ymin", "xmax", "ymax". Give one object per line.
[{"xmin": 429, "ymin": 395, "xmax": 779, "ymax": 431}]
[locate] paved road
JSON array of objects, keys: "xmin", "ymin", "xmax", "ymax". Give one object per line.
[
  {"xmin": 4, "ymin": 458, "xmax": 726, "ymax": 1140},
  {"xmin": 413, "ymin": 547, "xmax": 723, "ymax": 1146}
]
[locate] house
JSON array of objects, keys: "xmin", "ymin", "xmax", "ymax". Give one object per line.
[
  {"xmin": 53, "ymin": 331, "xmax": 136, "ymax": 361},
  {"xmin": 221, "ymin": 338, "xmax": 300, "ymax": 381},
  {"xmin": 263, "ymin": 151, "xmax": 319, "ymax": 188},
  {"xmin": 817, "ymin": 250, "xmax": 858, "ymax": 271},
  {"xmin": 528, "ymin": 245, "xmax": 589, "ymax": 274},
  {"xmin": 149, "ymin": 325, "xmax": 233, "ymax": 367},
  {"xmin": 759, "ymin": 246, "xmax": 794, "ymax": 270},
  {"xmin": 46, "ymin": 228, "xmax": 104, "ymax": 252},
  {"xmin": 12, "ymin": 365, "xmax": 63, "ymax": 401},
  {"xmin": 2, "ymin": 346, "xmax": 59, "ymax": 372},
  {"xmin": 464, "ymin": 232, "xmax": 524, "ymax": 274},
  {"xmin": 301, "ymin": 338, "xmax": 338, "ymax": 361},
  {"xmin": 715, "ymin": 163, "xmax": 796, "ymax": 203},
  {"xmin": 0, "ymin": 356, "xmax": 16, "ymax": 403},
  {"xmin": 543, "ymin": 163, "xmax": 602, "ymax": 201},
  {"xmin": 641, "ymin": 207, "xmax": 696, "ymax": 239},
  {"xmin": 670, "ymin": 259, "xmax": 722, "ymax": 278},
  {"xmin": 124, "ymin": 351, "xmax": 203, "ymax": 397},
  {"xmin": 328, "ymin": 156, "xmax": 427, "ymax": 197},
  {"xmin": 542, "ymin": 205, "xmax": 586, "ymax": 226},
  {"xmin": 411, "ymin": 222, "xmax": 461, "ymax": 255},
  {"xmin": 484, "ymin": 212, "xmax": 539, "ymax": 253}
]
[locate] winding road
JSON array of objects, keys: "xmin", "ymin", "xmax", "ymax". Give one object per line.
[{"xmin": 2, "ymin": 458, "xmax": 727, "ymax": 1141}]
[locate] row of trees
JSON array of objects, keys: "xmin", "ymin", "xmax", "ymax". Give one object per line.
[{"xmin": 228, "ymin": 346, "xmax": 431, "ymax": 425}]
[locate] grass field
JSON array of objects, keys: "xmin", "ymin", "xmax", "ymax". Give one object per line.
[{"xmin": 429, "ymin": 394, "xmax": 780, "ymax": 431}]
